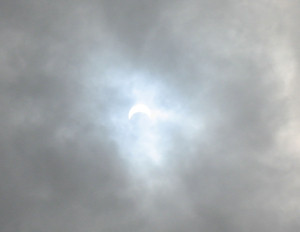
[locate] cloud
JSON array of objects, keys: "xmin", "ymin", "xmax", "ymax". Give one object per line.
[{"xmin": 0, "ymin": 0, "xmax": 299, "ymax": 231}]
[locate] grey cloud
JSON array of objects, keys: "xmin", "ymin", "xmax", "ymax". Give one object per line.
[{"xmin": 0, "ymin": 0, "xmax": 299, "ymax": 231}]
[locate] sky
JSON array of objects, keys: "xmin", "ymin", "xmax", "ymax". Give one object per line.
[{"xmin": 0, "ymin": 0, "xmax": 300, "ymax": 231}]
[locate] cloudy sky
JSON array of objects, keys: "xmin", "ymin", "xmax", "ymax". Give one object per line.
[{"xmin": 1, "ymin": 0, "xmax": 300, "ymax": 231}]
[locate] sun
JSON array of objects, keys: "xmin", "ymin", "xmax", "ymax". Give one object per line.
[{"xmin": 128, "ymin": 104, "xmax": 153, "ymax": 120}]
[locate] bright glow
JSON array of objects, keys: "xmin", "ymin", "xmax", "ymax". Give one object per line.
[
  {"xmin": 128, "ymin": 104, "xmax": 153, "ymax": 120},
  {"xmin": 84, "ymin": 64, "xmax": 202, "ymax": 173}
]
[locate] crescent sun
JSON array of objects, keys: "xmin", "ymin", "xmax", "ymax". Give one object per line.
[{"xmin": 128, "ymin": 104, "xmax": 152, "ymax": 120}]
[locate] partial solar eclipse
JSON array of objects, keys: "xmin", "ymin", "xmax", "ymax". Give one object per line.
[{"xmin": 128, "ymin": 104, "xmax": 152, "ymax": 120}]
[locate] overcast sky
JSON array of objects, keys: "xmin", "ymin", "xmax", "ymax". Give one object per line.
[{"xmin": 1, "ymin": 0, "xmax": 300, "ymax": 231}]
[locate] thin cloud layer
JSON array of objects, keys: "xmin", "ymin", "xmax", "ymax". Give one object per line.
[{"xmin": 0, "ymin": 0, "xmax": 299, "ymax": 231}]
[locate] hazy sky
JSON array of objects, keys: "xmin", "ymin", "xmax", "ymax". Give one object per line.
[{"xmin": 1, "ymin": 0, "xmax": 300, "ymax": 231}]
